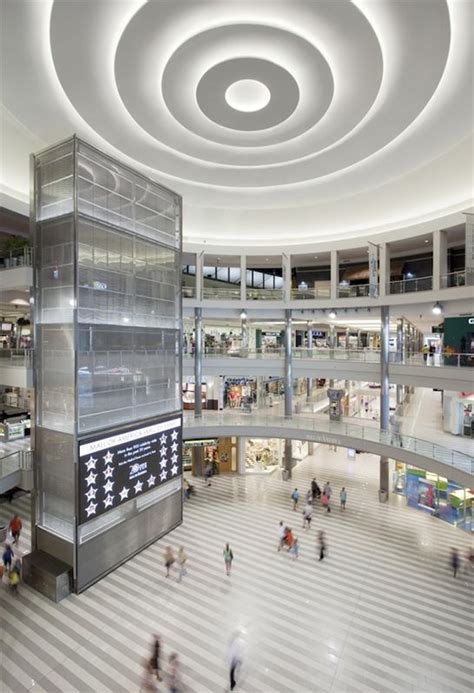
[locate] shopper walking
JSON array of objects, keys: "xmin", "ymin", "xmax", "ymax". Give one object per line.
[
  {"xmin": 340, "ymin": 487, "xmax": 347, "ymax": 511},
  {"xmin": 167, "ymin": 653, "xmax": 182, "ymax": 693},
  {"xmin": 223, "ymin": 543, "xmax": 234, "ymax": 576},
  {"xmin": 311, "ymin": 478, "xmax": 321, "ymax": 501},
  {"xmin": 323, "ymin": 481, "xmax": 332, "ymax": 499},
  {"xmin": 228, "ymin": 631, "xmax": 244, "ymax": 691},
  {"xmin": 291, "ymin": 488, "xmax": 300, "ymax": 511},
  {"xmin": 290, "ymin": 537, "xmax": 300, "ymax": 560},
  {"xmin": 176, "ymin": 547, "xmax": 187, "ymax": 583},
  {"xmin": 140, "ymin": 658, "xmax": 158, "ymax": 692},
  {"xmin": 302, "ymin": 502, "xmax": 313, "ymax": 530},
  {"xmin": 204, "ymin": 462, "xmax": 213, "ymax": 486},
  {"xmin": 164, "ymin": 546, "xmax": 175, "ymax": 578},
  {"xmin": 2, "ymin": 543, "xmax": 13, "ymax": 572},
  {"xmin": 8, "ymin": 514, "xmax": 22, "ymax": 545},
  {"xmin": 451, "ymin": 548, "xmax": 460, "ymax": 578},
  {"xmin": 277, "ymin": 521, "xmax": 286, "ymax": 551},
  {"xmin": 318, "ymin": 531, "xmax": 326, "ymax": 561},
  {"xmin": 321, "ymin": 493, "xmax": 331, "ymax": 513},
  {"xmin": 422, "ymin": 344, "xmax": 429, "ymax": 363},
  {"xmin": 150, "ymin": 635, "xmax": 162, "ymax": 681}
]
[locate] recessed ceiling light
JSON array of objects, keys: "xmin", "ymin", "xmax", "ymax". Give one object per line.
[
  {"xmin": 225, "ymin": 79, "xmax": 271, "ymax": 112},
  {"xmin": 314, "ymin": 255, "xmax": 318, "ymax": 259}
]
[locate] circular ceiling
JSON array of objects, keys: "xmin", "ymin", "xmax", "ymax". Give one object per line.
[{"xmin": 0, "ymin": 0, "xmax": 473, "ymax": 248}]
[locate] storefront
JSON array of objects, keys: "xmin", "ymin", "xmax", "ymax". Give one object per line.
[
  {"xmin": 183, "ymin": 437, "xmax": 238, "ymax": 474},
  {"xmin": 224, "ymin": 377, "xmax": 256, "ymax": 410},
  {"xmin": 246, "ymin": 438, "xmax": 282, "ymax": 474},
  {"xmin": 443, "ymin": 391, "xmax": 474, "ymax": 437},
  {"xmin": 182, "ymin": 376, "xmax": 221, "ymax": 411},
  {"xmin": 393, "ymin": 461, "xmax": 473, "ymax": 532}
]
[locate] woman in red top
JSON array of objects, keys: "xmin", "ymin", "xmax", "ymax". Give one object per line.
[{"xmin": 9, "ymin": 515, "xmax": 22, "ymax": 544}]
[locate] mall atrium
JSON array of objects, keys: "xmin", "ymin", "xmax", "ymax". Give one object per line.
[{"xmin": 0, "ymin": 1, "xmax": 473, "ymax": 692}]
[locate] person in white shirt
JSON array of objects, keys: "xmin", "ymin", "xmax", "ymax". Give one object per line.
[{"xmin": 277, "ymin": 521, "xmax": 286, "ymax": 551}]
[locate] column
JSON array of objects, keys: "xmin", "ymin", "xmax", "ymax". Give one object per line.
[
  {"xmin": 464, "ymin": 212, "xmax": 474, "ymax": 277},
  {"xmin": 192, "ymin": 446, "xmax": 204, "ymax": 477},
  {"xmin": 345, "ymin": 327, "xmax": 350, "ymax": 350},
  {"xmin": 330, "ymin": 250, "xmax": 339, "ymax": 301},
  {"xmin": 194, "ymin": 307, "xmax": 203, "ymax": 418},
  {"xmin": 396, "ymin": 318, "xmax": 404, "ymax": 363},
  {"xmin": 241, "ymin": 314, "xmax": 249, "ymax": 351},
  {"xmin": 329, "ymin": 324, "xmax": 336, "ymax": 349},
  {"xmin": 380, "ymin": 305, "xmax": 390, "ymax": 497},
  {"xmin": 284, "ymin": 309, "xmax": 293, "ymax": 418},
  {"xmin": 196, "ymin": 251, "xmax": 204, "ymax": 301},
  {"xmin": 306, "ymin": 322, "xmax": 313, "ymax": 397},
  {"xmin": 379, "ymin": 242, "xmax": 391, "ymax": 297},
  {"xmin": 240, "ymin": 255, "xmax": 246, "ymax": 301},
  {"xmin": 433, "ymin": 229, "xmax": 447, "ymax": 291},
  {"xmin": 282, "ymin": 252, "xmax": 291, "ymax": 302},
  {"xmin": 237, "ymin": 436, "xmax": 247, "ymax": 475},
  {"xmin": 284, "ymin": 439, "xmax": 293, "ymax": 478}
]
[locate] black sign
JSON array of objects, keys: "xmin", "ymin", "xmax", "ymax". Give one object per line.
[{"xmin": 78, "ymin": 414, "xmax": 182, "ymax": 524}]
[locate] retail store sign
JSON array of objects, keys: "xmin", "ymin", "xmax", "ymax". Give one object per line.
[
  {"xmin": 185, "ymin": 439, "xmax": 218, "ymax": 447},
  {"xmin": 78, "ymin": 414, "xmax": 182, "ymax": 525}
]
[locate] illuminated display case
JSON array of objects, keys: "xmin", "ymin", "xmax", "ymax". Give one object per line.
[{"xmin": 31, "ymin": 137, "xmax": 183, "ymax": 594}]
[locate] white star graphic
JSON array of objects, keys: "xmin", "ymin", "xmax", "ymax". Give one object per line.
[
  {"xmin": 85, "ymin": 471, "xmax": 97, "ymax": 486},
  {"xmin": 160, "ymin": 469, "xmax": 168, "ymax": 482},
  {"xmin": 103, "ymin": 494, "xmax": 114, "ymax": 509},
  {"xmin": 85, "ymin": 501, "xmax": 97, "ymax": 517},
  {"xmin": 104, "ymin": 465, "xmax": 114, "ymax": 479},
  {"xmin": 104, "ymin": 479, "xmax": 114, "ymax": 494},
  {"xmin": 170, "ymin": 464, "xmax": 178, "ymax": 476},
  {"xmin": 85, "ymin": 456, "xmax": 97, "ymax": 471},
  {"xmin": 171, "ymin": 453, "xmax": 178, "ymax": 465},
  {"xmin": 103, "ymin": 450, "xmax": 114, "ymax": 465},
  {"xmin": 171, "ymin": 429, "xmax": 178, "ymax": 441},
  {"xmin": 119, "ymin": 486, "xmax": 130, "ymax": 501},
  {"xmin": 160, "ymin": 433, "xmax": 167, "ymax": 445},
  {"xmin": 147, "ymin": 474, "xmax": 156, "ymax": 488},
  {"xmin": 134, "ymin": 479, "xmax": 143, "ymax": 494},
  {"xmin": 85, "ymin": 486, "xmax": 97, "ymax": 502},
  {"xmin": 160, "ymin": 446, "xmax": 168, "ymax": 457},
  {"xmin": 160, "ymin": 458, "xmax": 168, "ymax": 470},
  {"xmin": 171, "ymin": 441, "xmax": 178, "ymax": 453}
]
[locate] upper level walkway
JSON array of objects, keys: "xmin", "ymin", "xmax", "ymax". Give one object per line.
[{"xmin": 183, "ymin": 411, "xmax": 474, "ymax": 487}]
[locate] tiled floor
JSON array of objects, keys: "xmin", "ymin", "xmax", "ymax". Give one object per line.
[{"xmin": 1, "ymin": 446, "xmax": 473, "ymax": 692}]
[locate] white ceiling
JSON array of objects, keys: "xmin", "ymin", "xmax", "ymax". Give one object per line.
[{"xmin": 1, "ymin": 0, "xmax": 473, "ymax": 250}]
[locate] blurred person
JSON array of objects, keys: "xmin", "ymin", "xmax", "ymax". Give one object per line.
[
  {"xmin": 8, "ymin": 514, "xmax": 22, "ymax": 545},
  {"xmin": 140, "ymin": 657, "xmax": 158, "ymax": 692},
  {"xmin": 451, "ymin": 548, "xmax": 460, "ymax": 578},
  {"xmin": 227, "ymin": 630, "xmax": 245, "ymax": 691},
  {"xmin": 291, "ymin": 487, "xmax": 300, "ymax": 511},
  {"xmin": 176, "ymin": 546, "xmax": 187, "ymax": 583},
  {"xmin": 150, "ymin": 634, "xmax": 162, "ymax": 681},
  {"xmin": 340, "ymin": 487, "xmax": 347, "ymax": 511},
  {"xmin": 204, "ymin": 462, "xmax": 213, "ymax": 486},
  {"xmin": 2, "ymin": 543, "xmax": 13, "ymax": 572},
  {"xmin": 422, "ymin": 343, "xmax": 429, "ymax": 363},
  {"xmin": 305, "ymin": 488, "xmax": 313, "ymax": 504},
  {"xmin": 318, "ymin": 531, "xmax": 326, "ymax": 561},
  {"xmin": 321, "ymin": 493, "xmax": 331, "ymax": 513},
  {"xmin": 223, "ymin": 543, "xmax": 234, "ymax": 576},
  {"xmin": 277, "ymin": 521, "xmax": 286, "ymax": 551},
  {"xmin": 164, "ymin": 546, "xmax": 175, "ymax": 578},
  {"xmin": 302, "ymin": 502, "xmax": 313, "ymax": 530},
  {"xmin": 390, "ymin": 414, "xmax": 403, "ymax": 447},
  {"xmin": 167, "ymin": 653, "xmax": 182, "ymax": 693},
  {"xmin": 284, "ymin": 528, "xmax": 294, "ymax": 551},
  {"xmin": 290, "ymin": 537, "xmax": 300, "ymax": 560},
  {"xmin": 311, "ymin": 478, "xmax": 321, "ymax": 501},
  {"xmin": 323, "ymin": 481, "xmax": 332, "ymax": 499}
]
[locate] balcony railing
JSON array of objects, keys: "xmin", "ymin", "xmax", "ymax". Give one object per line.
[
  {"xmin": 440, "ymin": 268, "xmax": 474, "ymax": 288},
  {"xmin": 389, "ymin": 275, "xmax": 433, "ymax": 294},
  {"xmin": 337, "ymin": 283, "xmax": 370, "ymax": 298},
  {"xmin": 182, "ymin": 285, "xmax": 196, "ymax": 298},
  {"xmin": 291, "ymin": 286, "xmax": 331, "ymax": 300},
  {"xmin": 246, "ymin": 287, "xmax": 283, "ymax": 300},
  {"xmin": 0, "ymin": 449, "xmax": 32, "ymax": 479},
  {"xmin": 183, "ymin": 412, "xmax": 474, "ymax": 478},
  {"xmin": 183, "ymin": 346, "xmax": 473, "ymax": 367},
  {"xmin": 0, "ymin": 348, "xmax": 33, "ymax": 367},
  {"xmin": 202, "ymin": 286, "xmax": 241, "ymax": 300},
  {"xmin": 0, "ymin": 246, "xmax": 33, "ymax": 269}
]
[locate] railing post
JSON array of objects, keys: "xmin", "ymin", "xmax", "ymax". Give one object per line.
[{"xmin": 194, "ymin": 307, "xmax": 202, "ymax": 418}]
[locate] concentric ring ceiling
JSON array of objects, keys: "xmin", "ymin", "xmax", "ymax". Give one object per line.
[{"xmin": 1, "ymin": 0, "xmax": 473, "ymax": 248}]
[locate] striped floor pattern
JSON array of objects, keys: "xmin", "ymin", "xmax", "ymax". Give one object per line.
[{"xmin": 1, "ymin": 447, "xmax": 473, "ymax": 693}]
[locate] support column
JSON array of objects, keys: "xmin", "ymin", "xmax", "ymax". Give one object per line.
[
  {"xmin": 464, "ymin": 212, "xmax": 474, "ymax": 276},
  {"xmin": 196, "ymin": 251, "xmax": 204, "ymax": 301},
  {"xmin": 241, "ymin": 315, "xmax": 249, "ymax": 351},
  {"xmin": 379, "ymin": 242, "xmax": 391, "ymax": 297},
  {"xmin": 284, "ymin": 439, "xmax": 293, "ymax": 477},
  {"xmin": 345, "ymin": 327, "xmax": 350, "ymax": 350},
  {"xmin": 433, "ymin": 229, "xmax": 447, "ymax": 291},
  {"xmin": 192, "ymin": 446, "xmax": 204, "ymax": 477},
  {"xmin": 330, "ymin": 250, "xmax": 339, "ymax": 301},
  {"xmin": 396, "ymin": 318, "xmax": 404, "ymax": 363},
  {"xmin": 237, "ymin": 436, "xmax": 247, "ymax": 475},
  {"xmin": 240, "ymin": 255, "xmax": 246, "ymax": 302},
  {"xmin": 329, "ymin": 324, "xmax": 336, "ymax": 349},
  {"xmin": 284, "ymin": 309, "xmax": 293, "ymax": 417},
  {"xmin": 306, "ymin": 321, "xmax": 313, "ymax": 398},
  {"xmin": 194, "ymin": 307, "xmax": 203, "ymax": 418},
  {"xmin": 380, "ymin": 305, "xmax": 390, "ymax": 497},
  {"xmin": 357, "ymin": 329, "xmax": 362, "ymax": 349},
  {"xmin": 282, "ymin": 252, "xmax": 291, "ymax": 303}
]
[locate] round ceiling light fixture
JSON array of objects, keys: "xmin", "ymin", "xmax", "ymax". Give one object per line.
[{"xmin": 225, "ymin": 79, "xmax": 271, "ymax": 113}]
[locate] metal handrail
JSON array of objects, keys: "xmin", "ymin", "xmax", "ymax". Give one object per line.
[
  {"xmin": 290, "ymin": 286, "xmax": 331, "ymax": 299},
  {"xmin": 337, "ymin": 283, "xmax": 370, "ymax": 298},
  {"xmin": 389, "ymin": 275, "xmax": 433, "ymax": 294},
  {"xmin": 182, "ymin": 285, "xmax": 196, "ymax": 298},
  {"xmin": 183, "ymin": 412, "xmax": 473, "ymax": 477},
  {"xmin": 246, "ymin": 287, "xmax": 283, "ymax": 300},
  {"xmin": 202, "ymin": 286, "xmax": 241, "ymax": 300},
  {"xmin": 440, "ymin": 268, "xmax": 474, "ymax": 288},
  {"xmin": 0, "ymin": 246, "xmax": 33, "ymax": 269}
]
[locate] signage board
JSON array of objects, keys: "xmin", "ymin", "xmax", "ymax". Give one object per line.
[{"xmin": 78, "ymin": 414, "xmax": 182, "ymax": 525}]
